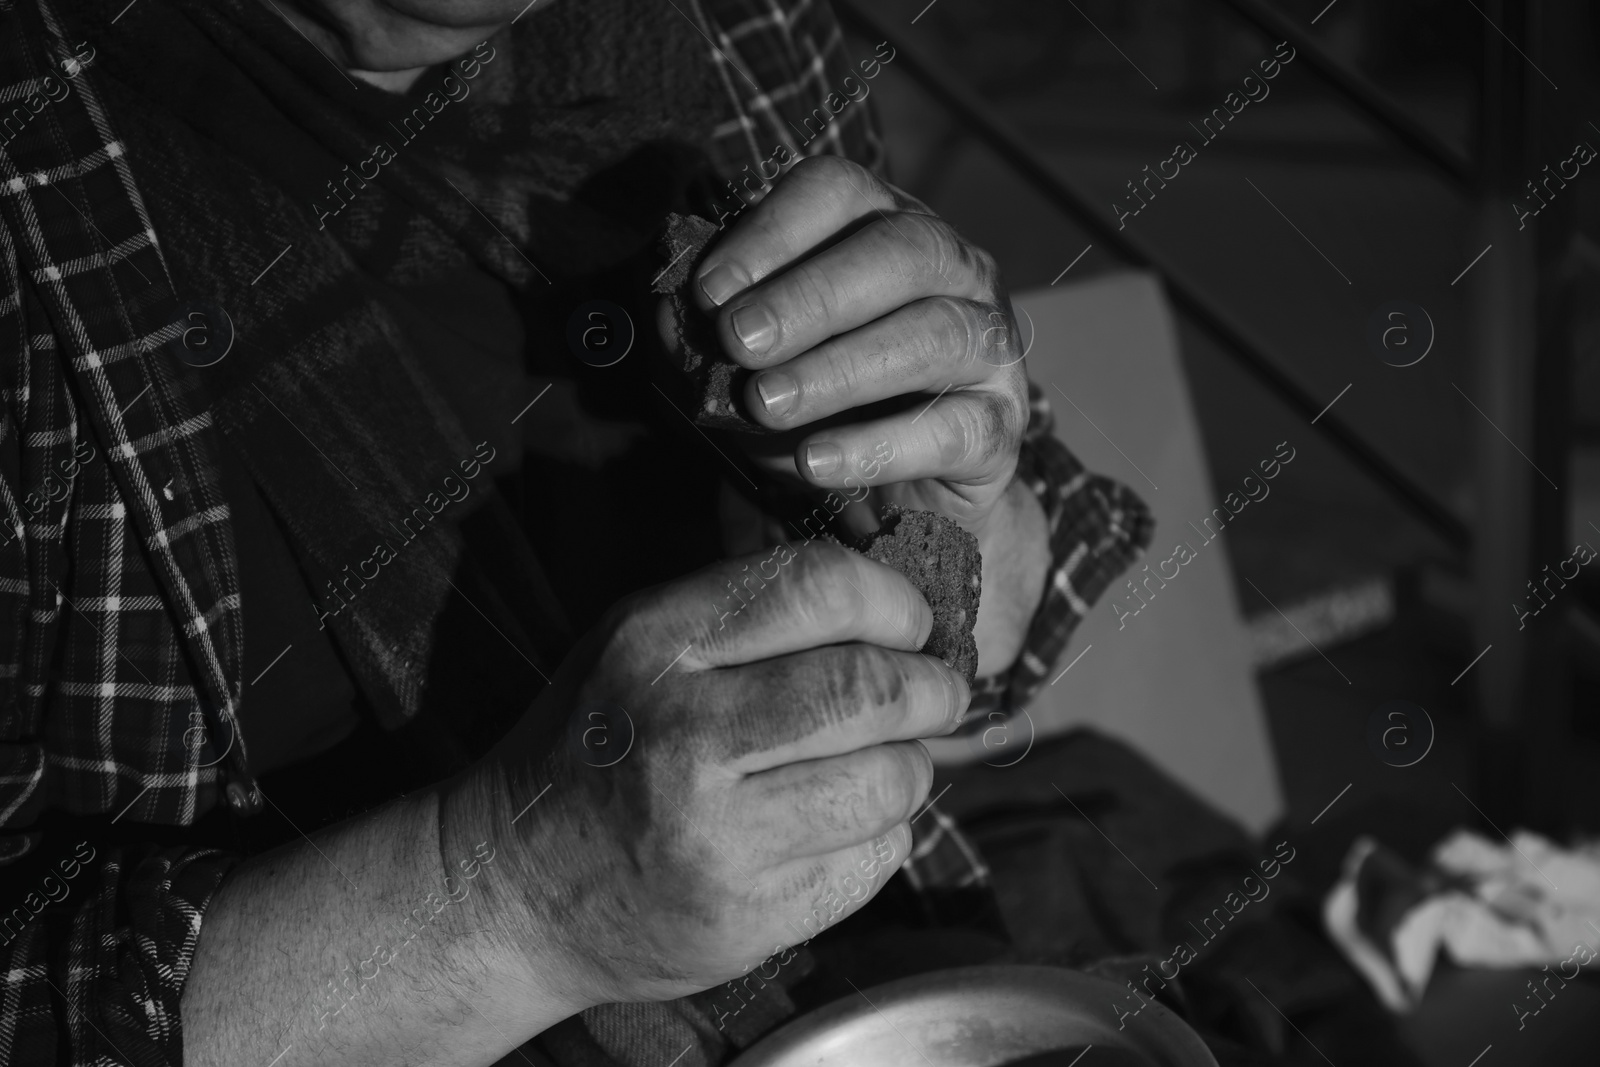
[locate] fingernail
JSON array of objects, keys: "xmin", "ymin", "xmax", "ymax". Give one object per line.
[
  {"xmin": 698, "ymin": 262, "xmax": 746, "ymax": 306},
  {"xmin": 756, "ymin": 372, "xmax": 797, "ymax": 418},
  {"xmin": 804, "ymin": 442, "xmax": 841, "ymax": 479},
  {"xmin": 730, "ymin": 304, "xmax": 776, "ymax": 356}
]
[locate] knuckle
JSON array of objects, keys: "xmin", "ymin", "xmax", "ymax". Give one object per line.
[
  {"xmin": 977, "ymin": 305, "xmax": 1015, "ymax": 365},
  {"xmin": 978, "ymin": 392, "xmax": 1017, "ymax": 464},
  {"xmin": 746, "ymin": 210, "xmax": 797, "ymax": 270},
  {"xmin": 797, "ymin": 153, "xmax": 856, "ymax": 183},
  {"xmin": 898, "ymin": 212, "xmax": 957, "ymax": 279},
  {"xmin": 971, "ymin": 244, "xmax": 1001, "ymax": 289},
  {"xmin": 938, "ymin": 392, "xmax": 1017, "ymax": 472},
  {"xmin": 823, "ymin": 750, "xmax": 924, "ymax": 840},
  {"xmin": 789, "ymin": 653, "xmax": 858, "ymax": 740},
  {"xmin": 902, "ymin": 654, "xmax": 947, "ymax": 735},
  {"xmin": 993, "ymin": 387, "xmax": 1027, "ymax": 450},
  {"xmin": 806, "ymin": 765, "xmax": 874, "ymax": 836},
  {"xmin": 932, "ymin": 297, "xmax": 983, "ymax": 367},
  {"xmin": 934, "ymin": 390, "xmax": 1017, "ymax": 473},
  {"xmin": 894, "ymin": 300, "xmax": 951, "ymax": 375},
  {"xmin": 879, "ymin": 743, "xmax": 930, "ymax": 816},
  {"xmin": 788, "ymin": 259, "xmax": 842, "ymax": 327},
  {"xmin": 998, "ymin": 354, "xmax": 1030, "ymax": 399},
  {"xmin": 789, "ymin": 544, "xmax": 860, "ymax": 621},
  {"xmin": 843, "ymin": 646, "xmax": 910, "ymax": 720},
  {"xmin": 817, "ymin": 342, "xmax": 865, "ymax": 400},
  {"xmin": 841, "ymin": 752, "xmax": 908, "ymax": 832},
  {"xmin": 797, "ymin": 155, "xmax": 875, "ymax": 209},
  {"xmin": 694, "ymin": 607, "xmax": 740, "ymax": 662},
  {"xmin": 934, "ymin": 400, "xmax": 984, "ymax": 469}
]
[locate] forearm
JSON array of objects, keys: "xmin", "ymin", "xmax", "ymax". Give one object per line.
[
  {"xmin": 970, "ymin": 474, "xmax": 1051, "ymax": 676},
  {"xmin": 182, "ymin": 782, "xmax": 580, "ymax": 1067}
]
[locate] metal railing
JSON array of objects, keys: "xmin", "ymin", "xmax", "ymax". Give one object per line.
[
  {"xmin": 834, "ymin": 0, "xmax": 1474, "ymax": 552},
  {"xmin": 1213, "ymin": 0, "xmax": 1475, "ymax": 186}
]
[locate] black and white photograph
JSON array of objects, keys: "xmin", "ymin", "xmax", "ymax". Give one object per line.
[{"xmin": 0, "ymin": 1, "xmax": 1597, "ymax": 1064}]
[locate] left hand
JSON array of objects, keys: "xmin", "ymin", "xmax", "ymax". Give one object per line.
[{"xmin": 684, "ymin": 155, "xmax": 1030, "ymax": 540}]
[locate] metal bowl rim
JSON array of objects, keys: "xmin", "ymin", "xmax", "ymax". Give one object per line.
[{"xmin": 731, "ymin": 963, "xmax": 1218, "ymax": 1067}]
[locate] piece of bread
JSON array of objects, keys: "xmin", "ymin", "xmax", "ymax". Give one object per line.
[
  {"xmin": 654, "ymin": 217, "xmax": 983, "ymax": 677},
  {"xmin": 857, "ymin": 505, "xmax": 982, "ymax": 683},
  {"xmin": 653, "ymin": 213, "xmax": 773, "ymax": 433}
]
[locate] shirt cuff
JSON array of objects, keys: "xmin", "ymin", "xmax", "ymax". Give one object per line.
[{"xmin": 0, "ymin": 838, "xmax": 237, "ymax": 1067}]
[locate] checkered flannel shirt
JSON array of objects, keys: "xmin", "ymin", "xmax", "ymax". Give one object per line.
[
  {"xmin": 679, "ymin": 0, "xmax": 1152, "ymax": 729},
  {"xmin": 0, "ymin": 0, "xmax": 1151, "ymax": 1063}
]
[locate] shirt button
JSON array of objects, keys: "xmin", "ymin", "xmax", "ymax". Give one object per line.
[{"xmin": 225, "ymin": 780, "xmax": 261, "ymax": 813}]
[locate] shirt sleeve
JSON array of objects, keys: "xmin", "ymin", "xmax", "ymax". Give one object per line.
[
  {"xmin": 0, "ymin": 179, "xmax": 238, "ymax": 1067},
  {"xmin": 954, "ymin": 378, "xmax": 1154, "ymax": 733},
  {"xmin": 0, "ymin": 836, "xmax": 237, "ymax": 1066}
]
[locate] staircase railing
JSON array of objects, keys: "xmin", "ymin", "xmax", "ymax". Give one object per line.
[{"xmin": 833, "ymin": 0, "xmax": 1474, "ymax": 552}]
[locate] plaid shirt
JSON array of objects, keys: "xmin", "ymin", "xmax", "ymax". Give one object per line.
[{"xmin": 0, "ymin": 1, "xmax": 1150, "ymax": 1063}]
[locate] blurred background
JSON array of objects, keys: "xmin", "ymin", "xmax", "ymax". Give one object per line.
[
  {"xmin": 832, "ymin": 1, "xmax": 1600, "ymax": 1060},
  {"xmin": 842, "ymin": 0, "xmax": 1599, "ymax": 832}
]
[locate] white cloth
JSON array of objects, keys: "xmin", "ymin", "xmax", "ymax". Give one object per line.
[{"xmin": 1323, "ymin": 829, "xmax": 1600, "ymax": 1012}]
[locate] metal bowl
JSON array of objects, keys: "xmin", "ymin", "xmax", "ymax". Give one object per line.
[{"xmin": 730, "ymin": 965, "xmax": 1219, "ymax": 1067}]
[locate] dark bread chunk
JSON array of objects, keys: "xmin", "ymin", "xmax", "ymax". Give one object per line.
[
  {"xmin": 655, "ymin": 214, "xmax": 720, "ymax": 294},
  {"xmin": 653, "ymin": 213, "xmax": 773, "ymax": 433},
  {"xmin": 859, "ymin": 506, "xmax": 982, "ymax": 683}
]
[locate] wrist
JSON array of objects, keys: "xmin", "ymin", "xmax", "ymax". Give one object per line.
[{"xmin": 437, "ymin": 758, "xmax": 602, "ymax": 1029}]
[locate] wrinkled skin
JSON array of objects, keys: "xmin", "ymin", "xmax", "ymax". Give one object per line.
[
  {"xmin": 679, "ymin": 154, "xmax": 1030, "ymax": 543},
  {"xmin": 448, "ymin": 542, "xmax": 970, "ymax": 1006},
  {"xmin": 275, "ymin": 0, "xmax": 1038, "ymax": 1009}
]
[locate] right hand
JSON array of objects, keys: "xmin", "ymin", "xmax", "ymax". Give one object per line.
[{"xmin": 449, "ymin": 541, "xmax": 971, "ymax": 1010}]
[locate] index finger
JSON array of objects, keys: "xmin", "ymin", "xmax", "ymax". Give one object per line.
[
  {"xmin": 638, "ymin": 540, "xmax": 934, "ymax": 672},
  {"xmin": 693, "ymin": 156, "xmax": 930, "ymax": 311}
]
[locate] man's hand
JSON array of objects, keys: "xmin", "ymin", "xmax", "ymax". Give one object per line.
[
  {"xmin": 693, "ymin": 156, "xmax": 1028, "ymax": 527},
  {"xmin": 671, "ymin": 155, "xmax": 1051, "ymax": 675},
  {"xmin": 188, "ymin": 544, "xmax": 966, "ymax": 1067},
  {"xmin": 447, "ymin": 541, "xmax": 971, "ymax": 1009}
]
